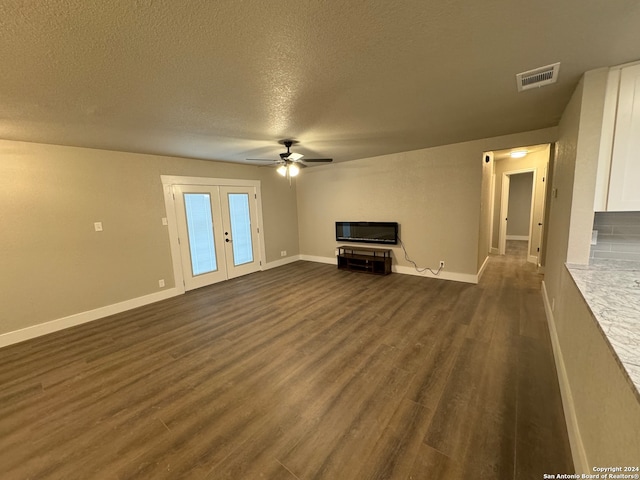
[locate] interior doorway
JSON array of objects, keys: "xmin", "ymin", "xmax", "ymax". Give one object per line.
[
  {"xmin": 161, "ymin": 176, "xmax": 266, "ymax": 293},
  {"xmin": 487, "ymin": 144, "xmax": 550, "ymax": 267},
  {"xmin": 499, "ymin": 169, "xmax": 536, "ymax": 258}
]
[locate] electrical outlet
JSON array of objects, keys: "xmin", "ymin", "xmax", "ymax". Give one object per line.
[
  {"xmin": 439, "ymin": 260, "xmax": 445, "ymax": 269},
  {"xmin": 281, "ymin": 250, "xmax": 287, "ymax": 257},
  {"xmin": 158, "ymin": 279, "xmax": 165, "ymax": 288},
  {"xmin": 94, "ymin": 222, "xmax": 103, "ymax": 232}
]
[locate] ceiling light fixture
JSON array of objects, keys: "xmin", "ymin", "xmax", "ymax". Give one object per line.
[
  {"xmin": 277, "ymin": 163, "xmax": 300, "ymax": 178},
  {"xmin": 510, "ymin": 150, "xmax": 528, "ymax": 158}
]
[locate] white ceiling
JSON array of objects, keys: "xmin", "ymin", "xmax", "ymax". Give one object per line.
[{"xmin": 1, "ymin": 1, "xmax": 639, "ymax": 164}]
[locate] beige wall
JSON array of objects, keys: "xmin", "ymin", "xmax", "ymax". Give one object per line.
[
  {"xmin": 544, "ymin": 80, "xmax": 582, "ymax": 301},
  {"xmin": 477, "ymin": 151, "xmax": 494, "ymax": 272},
  {"xmin": 545, "ymin": 69, "xmax": 609, "ymax": 306},
  {"xmin": 0, "ymin": 139, "xmax": 299, "ymax": 335},
  {"xmin": 567, "ymin": 68, "xmax": 608, "ymax": 264},
  {"xmin": 554, "ymin": 268, "xmax": 640, "ymax": 469},
  {"xmin": 297, "ymin": 128, "xmax": 557, "ymax": 278},
  {"xmin": 543, "ymin": 67, "xmax": 640, "ymax": 471}
]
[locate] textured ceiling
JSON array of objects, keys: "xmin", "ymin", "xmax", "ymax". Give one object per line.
[{"xmin": 1, "ymin": 0, "xmax": 640, "ymax": 163}]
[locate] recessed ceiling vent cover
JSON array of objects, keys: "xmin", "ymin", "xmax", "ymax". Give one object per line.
[{"xmin": 516, "ymin": 62, "xmax": 560, "ymax": 92}]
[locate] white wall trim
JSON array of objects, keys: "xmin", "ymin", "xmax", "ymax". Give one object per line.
[
  {"xmin": 160, "ymin": 175, "xmax": 261, "ymax": 188},
  {"xmin": 506, "ymin": 235, "xmax": 529, "ymax": 241},
  {"xmin": 393, "ymin": 265, "xmax": 478, "ymax": 284},
  {"xmin": 300, "ymin": 255, "xmax": 478, "ymax": 283},
  {"xmin": 0, "ymin": 288, "xmax": 181, "ymax": 349},
  {"xmin": 0, "ymin": 254, "xmax": 476, "ymax": 348},
  {"xmin": 477, "ymin": 255, "xmax": 490, "ymax": 282},
  {"xmin": 527, "ymin": 254, "xmax": 538, "ymax": 264},
  {"xmin": 541, "ymin": 281, "xmax": 589, "ymax": 473},
  {"xmin": 263, "ymin": 255, "xmax": 302, "ymax": 270},
  {"xmin": 490, "ymin": 247, "xmax": 499, "ymax": 254},
  {"xmin": 299, "ymin": 254, "xmax": 336, "ymax": 265}
]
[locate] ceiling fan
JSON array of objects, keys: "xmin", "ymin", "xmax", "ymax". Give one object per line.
[{"xmin": 247, "ymin": 140, "xmax": 332, "ymax": 178}]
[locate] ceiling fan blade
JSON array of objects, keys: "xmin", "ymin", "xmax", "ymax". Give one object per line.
[
  {"xmin": 301, "ymin": 158, "xmax": 333, "ymax": 163},
  {"xmin": 288, "ymin": 152, "xmax": 304, "ymax": 161},
  {"xmin": 246, "ymin": 158, "xmax": 278, "ymax": 162}
]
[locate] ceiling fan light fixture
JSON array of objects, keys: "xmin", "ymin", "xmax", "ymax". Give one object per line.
[
  {"xmin": 277, "ymin": 165, "xmax": 287, "ymax": 176},
  {"xmin": 288, "ymin": 163, "xmax": 300, "ymax": 177}
]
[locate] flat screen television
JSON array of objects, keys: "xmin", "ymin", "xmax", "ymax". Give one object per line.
[{"xmin": 336, "ymin": 221, "xmax": 398, "ymax": 245}]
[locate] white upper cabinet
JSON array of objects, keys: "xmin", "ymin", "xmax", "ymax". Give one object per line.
[{"xmin": 595, "ymin": 62, "xmax": 640, "ymax": 211}]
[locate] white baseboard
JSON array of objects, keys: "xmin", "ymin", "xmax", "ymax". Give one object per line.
[
  {"xmin": 299, "ymin": 254, "xmax": 337, "ymax": 265},
  {"xmin": 541, "ymin": 281, "xmax": 589, "ymax": 473},
  {"xmin": 490, "ymin": 247, "xmax": 499, "ymax": 254},
  {"xmin": 300, "ymin": 255, "xmax": 478, "ymax": 284},
  {"xmin": 0, "ymin": 255, "xmax": 479, "ymax": 348},
  {"xmin": 394, "ymin": 264, "xmax": 478, "ymax": 283},
  {"xmin": 0, "ymin": 288, "xmax": 181, "ymax": 349},
  {"xmin": 527, "ymin": 254, "xmax": 538, "ymax": 264},
  {"xmin": 507, "ymin": 235, "xmax": 529, "ymax": 241},
  {"xmin": 263, "ymin": 255, "xmax": 302, "ymax": 270},
  {"xmin": 477, "ymin": 255, "xmax": 490, "ymax": 282}
]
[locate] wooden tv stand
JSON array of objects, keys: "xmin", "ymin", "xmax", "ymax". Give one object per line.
[{"xmin": 337, "ymin": 245, "xmax": 392, "ymax": 275}]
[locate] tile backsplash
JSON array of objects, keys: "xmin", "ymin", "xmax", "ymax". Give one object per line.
[{"xmin": 591, "ymin": 212, "xmax": 640, "ymax": 262}]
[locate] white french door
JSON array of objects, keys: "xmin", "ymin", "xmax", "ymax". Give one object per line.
[
  {"xmin": 219, "ymin": 186, "xmax": 260, "ymax": 279},
  {"xmin": 172, "ymin": 184, "xmax": 261, "ymax": 291}
]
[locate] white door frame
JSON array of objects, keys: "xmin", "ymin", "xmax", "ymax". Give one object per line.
[
  {"xmin": 489, "ymin": 172, "xmax": 496, "ymax": 254},
  {"xmin": 498, "ymin": 168, "xmax": 537, "ymax": 259},
  {"xmin": 161, "ymin": 175, "xmax": 266, "ymax": 294},
  {"xmin": 498, "ymin": 173, "xmax": 511, "ymax": 255},
  {"xmin": 536, "ymin": 162, "xmax": 549, "ymax": 269},
  {"xmin": 484, "ymin": 151, "xmax": 497, "ymax": 256}
]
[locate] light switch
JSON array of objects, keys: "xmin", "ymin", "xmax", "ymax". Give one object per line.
[
  {"xmin": 94, "ymin": 222, "xmax": 103, "ymax": 232},
  {"xmin": 162, "ymin": 217, "xmax": 168, "ymax": 226}
]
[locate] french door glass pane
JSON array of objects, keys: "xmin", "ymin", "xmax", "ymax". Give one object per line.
[
  {"xmin": 228, "ymin": 193, "xmax": 253, "ymax": 266},
  {"xmin": 184, "ymin": 193, "xmax": 217, "ymax": 275}
]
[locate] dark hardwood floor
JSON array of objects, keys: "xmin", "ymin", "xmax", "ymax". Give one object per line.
[{"xmin": 0, "ymin": 252, "xmax": 573, "ymax": 479}]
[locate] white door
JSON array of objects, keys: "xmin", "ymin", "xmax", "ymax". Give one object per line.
[
  {"xmin": 174, "ymin": 184, "xmax": 261, "ymax": 291},
  {"xmin": 220, "ymin": 186, "xmax": 260, "ymax": 280}
]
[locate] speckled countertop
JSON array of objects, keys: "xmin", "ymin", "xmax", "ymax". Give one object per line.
[{"xmin": 566, "ymin": 259, "xmax": 640, "ymax": 396}]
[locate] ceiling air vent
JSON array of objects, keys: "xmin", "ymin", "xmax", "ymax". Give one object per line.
[{"xmin": 516, "ymin": 62, "xmax": 560, "ymax": 92}]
